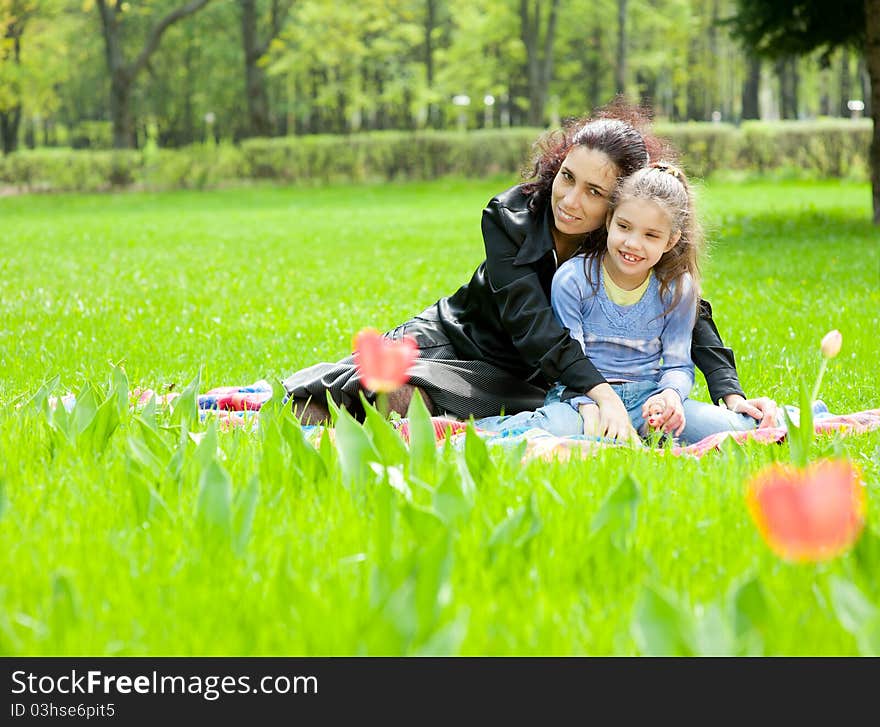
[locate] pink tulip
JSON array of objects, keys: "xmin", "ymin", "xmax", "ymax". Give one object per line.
[
  {"xmin": 820, "ymin": 330, "xmax": 842, "ymax": 359},
  {"xmin": 746, "ymin": 459, "xmax": 866, "ymax": 562},
  {"xmin": 353, "ymin": 328, "xmax": 418, "ymax": 394}
]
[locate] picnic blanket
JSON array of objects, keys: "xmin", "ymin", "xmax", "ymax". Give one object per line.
[{"xmin": 51, "ymin": 380, "xmax": 880, "ymax": 460}]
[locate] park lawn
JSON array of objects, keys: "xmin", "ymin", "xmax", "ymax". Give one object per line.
[{"xmin": 0, "ymin": 178, "xmax": 878, "ymax": 655}]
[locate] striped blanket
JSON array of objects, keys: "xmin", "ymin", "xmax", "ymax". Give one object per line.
[
  {"xmin": 165, "ymin": 380, "xmax": 880, "ymax": 461},
  {"xmin": 48, "ymin": 380, "xmax": 880, "ymax": 460}
]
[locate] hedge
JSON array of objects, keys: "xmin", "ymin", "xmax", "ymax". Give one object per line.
[{"xmin": 0, "ymin": 120, "xmax": 871, "ymax": 194}]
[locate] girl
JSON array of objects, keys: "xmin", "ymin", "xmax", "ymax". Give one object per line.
[
  {"xmin": 283, "ymin": 104, "xmax": 777, "ymax": 437},
  {"xmin": 548, "ymin": 162, "xmax": 770, "ymax": 443}
]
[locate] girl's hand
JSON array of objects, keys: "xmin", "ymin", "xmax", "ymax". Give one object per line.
[
  {"xmin": 722, "ymin": 394, "xmax": 778, "ymax": 428},
  {"xmin": 586, "ymin": 384, "xmax": 639, "ymax": 442},
  {"xmin": 642, "ymin": 389, "xmax": 686, "ymax": 436}
]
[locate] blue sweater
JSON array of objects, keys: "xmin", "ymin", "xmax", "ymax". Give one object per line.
[{"xmin": 550, "ymin": 254, "xmax": 697, "ymax": 403}]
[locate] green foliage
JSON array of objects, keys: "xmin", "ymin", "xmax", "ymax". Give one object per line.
[
  {"xmin": 0, "ymin": 122, "xmax": 871, "ymax": 192},
  {"xmin": 0, "ymin": 148, "xmax": 140, "ymax": 191},
  {"xmin": 725, "ymin": 0, "xmax": 865, "ymax": 58},
  {"xmin": 0, "ymin": 178, "xmax": 877, "ymax": 655}
]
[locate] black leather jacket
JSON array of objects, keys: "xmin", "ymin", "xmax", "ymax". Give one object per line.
[{"xmin": 436, "ymin": 185, "xmax": 745, "ymax": 403}]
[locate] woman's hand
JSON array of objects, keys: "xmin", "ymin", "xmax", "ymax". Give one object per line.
[
  {"xmin": 722, "ymin": 394, "xmax": 778, "ymax": 428},
  {"xmin": 642, "ymin": 389, "xmax": 686, "ymax": 436},
  {"xmin": 586, "ymin": 383, "xmax": 639, "ymax": 442}
]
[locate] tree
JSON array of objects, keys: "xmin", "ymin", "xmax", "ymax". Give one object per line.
[
  {"xmin": 727, "ymin": 0, "xmax": 880, "ymax": 223},
  {"xmin": 741, "ymin": 54, "xmax": 760, "ymax": 119},
  {"xmin": 0, "ymin": 1, "xmax": 34, "ymax": 153},
  {"xmin": 520, "ymin": 0, "xmax": 559, "ymax": 126},
  {"xmin": 615, "ymin": 0, "xmax": 627, "ymax": 95},
  {"xmin": 240, "ymin": 0, "xmax": 293, "ymax": 138},
  {"xmin": 94, "ymin": 0, "xmax": 214, "ymax": 148}
]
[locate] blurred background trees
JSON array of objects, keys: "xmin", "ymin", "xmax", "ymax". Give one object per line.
[{"xmin": 0, "ymin": 0, "xmax": 870, "ymax": 150}]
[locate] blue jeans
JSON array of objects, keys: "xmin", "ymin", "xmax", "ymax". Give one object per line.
[{"xmin": 474, "ymin": 380, "xmax": 759, "ymax": 444}]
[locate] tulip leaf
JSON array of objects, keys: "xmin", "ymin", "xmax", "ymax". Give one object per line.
[
  {"xmin": 335, "ymin": 406, "xmax": 381, "ymax": 484},
  {"xmin": 590, "ymin": 474, "xmax": 640, "ymax": 550},
  {"xmin": 80, "ymin": 387, "xmax": 120, "ymax": 454},
  {"xmin": 233, "ymin": 475, "xmax": 260, "ymax": 555},
  {"xmin": 798, "ymin": 381, "xmax": 814, "ymax": 464},
  {"xmin": 282, "ymin": 416, "xmax": 327, "ymax": 481},
  {"xmin": 829, "ymin": 576, "xmax": 878, "ymax": 636},
  {"xmin": 855, "ymin": 617, "xmax": 880, "ymax": 656},
  {"xmin": 412, "ymin": 529, "xmax": 453, "ymax": 640},
  {"xmin": 782, "ymin": 406, "xmax": 805, "ymax": 468},
  {"xmin": 24, "ymin": 374, "xmax": 60, "ymax": 418},
  {"xmin": 730, "ymin": 574, "xmax": 770, "ymax": 638},
  {"xmin": 360, "ymin": 392, "xmax": 408, "ymax": 466},
  {"xmin": 464, "ymin": 422, "xmax": 491, "ymax": 484},
  {"xmin": 853, "ymin": 527, "xmax": 880, "ymax": 579},
  {"xmin": 73, "ymin": 381, "xmax": 100, "ymax": 437},
  {"xmin": 257, "ymin": 378, "xmax": 287, "ymax": 434},
  {"xmin": 487, "ymin": 493, "xmax": 542, "ymax": 557},
  {"xmin": 139, "ymin": 394, "xmax": 159, "ymax": 431},
  {"xmin": 693, "ymin": 603, "xmax": 735, "ymax": 656},
  {"xmin": 50, "ymin": 572, "xmax": 80, "ymax": 631},
  {"xmin": 110, "ymin": 363, "xmax": 130, "ymax": 418},
  {"xmin": 195, "ymin": 459, "xmax": 234, "ymax": 544},
  {"xmin": 318, "ymin": 427, "xmax": 336, "ymax": 471},
  {"xmin": 195, "ymin": 419, "xmax": 221, "ymax": 471},
  {"xmin": 403, "ymin": 501, "xmax": 447, "ymax": 541},
  {"xmin": 405, "ymin": 385, "xmax": 437, "ymax": 481},
  {"xmin": 170, "ymin": 369, "xmax": 202, "ymax": 431},
  {"xmin": 324, "ymin": 389, "xmax": 340, "ymax": 426},
  {"xmin": 631, "ymin": 584, "xmax": 693, "ymax": 656}
]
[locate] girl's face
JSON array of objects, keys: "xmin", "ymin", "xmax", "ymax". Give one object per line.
[
  {"xmin": 604, "ymin": 198, "xmax": 681, "ymax": 289},
  {"xmin": 550, "ymin": 147, "xmax": 619, "ymax": 238}
]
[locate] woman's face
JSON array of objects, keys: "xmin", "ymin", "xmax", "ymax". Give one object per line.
[{"xmin": 550, "ymin": 146, "xmax": 619, "ymax": 237}]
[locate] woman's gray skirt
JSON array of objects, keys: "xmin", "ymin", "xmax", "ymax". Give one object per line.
[{"xmin": 282, "ymin": 305, "xmax": 548, "ymax": 420}]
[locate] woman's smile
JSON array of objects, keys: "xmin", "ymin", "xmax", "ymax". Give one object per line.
[{"xmin": 556, "ymin": 205, "xmax": 580, "ymax": 223}]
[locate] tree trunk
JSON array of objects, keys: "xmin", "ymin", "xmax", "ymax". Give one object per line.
[
  {"xmin": 0, "ymin": 107, "xmax": 21, "ymax": 154},
  {"xmin": 96, "ymin": 0, "xmax": 213, "ymax": 149},
  {"xmin": 857, "ymin": 54, "xmax": 871, "ymax": 116},
  {"xmin": 109, "ymin": 70, "xmax": 135, "ymax": 148},
  {"xmin": 520, "ymin": 0, "xmax": 560, "ymax": 127},
  {"xmin": 742, "ymin": 55, "xmax": 761, "ymax": 120},
  {"xmin": 241, "ymin": 0, "xmax": 272, "ymax": 138},
  {"xmin": 615, "ymin": 0, "xmax": 627, "ymax": 96},
  {"xmin": 776, "ymin": 56, "xmax": 799, "ymax": 119},
  {"xmin": 707, "ymin": 0, "xmax": 719, "ymax": 120},
  {"xmin": 425, "ymin": 0, "xmax": 438, "ymax": 128},
  {"xmin": 865, "ymin": 0, "xmax": 880, "ymax": 222},
  {"xmin": 0, "ymin": 23, "xmax": 23, "ymax": 154},
  {"xmin": 588, "ymin": 24, "xmax": 601, "ymax": 110},
  {"xmin": 840, "ymin": 50, "xmax": 852, "ymax": 117}
]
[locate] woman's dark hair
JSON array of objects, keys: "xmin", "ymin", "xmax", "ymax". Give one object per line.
[{"xmin": 521, "ymin": 98, "xmax": 672, "ymax": 219}]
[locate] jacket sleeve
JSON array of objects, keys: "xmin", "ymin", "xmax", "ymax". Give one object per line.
[
  {"xmin": 481, "ymin": 200, "xmax": 606, "ymax": 393},
  {"xmin": 692, "ymin": 298, "xmax": 745, "ymax": 403}
]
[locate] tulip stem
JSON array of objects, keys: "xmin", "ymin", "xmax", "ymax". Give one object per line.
[
  {"xmin": 810, "ymin": 357, "xmax": 827, "ymax": 407},
  {"xmin": 376, "ymin": 392, "xmax": 389, "ymax": 419}
]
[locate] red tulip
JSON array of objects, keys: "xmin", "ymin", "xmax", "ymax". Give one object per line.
[
  {"xmin": 746, "ymin": 459, "xmax": 866, "ymax": 563},
  {"xmin": 353, "ymin": 328, "xmax": 418, "ymax": 394}
]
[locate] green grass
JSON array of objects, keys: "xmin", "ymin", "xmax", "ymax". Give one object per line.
[{"xmin": 1, "ymin": 178, "xmax": 879, "ymax": 655}]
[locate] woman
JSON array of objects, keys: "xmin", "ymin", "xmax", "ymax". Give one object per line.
[{"xmin": 284, "ymin": 104, "xmax": 776, "ymax": 440}]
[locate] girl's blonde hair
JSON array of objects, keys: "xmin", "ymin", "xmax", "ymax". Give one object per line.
[{"xmin": 588, "ymin": 161, "xmax": 704, "ymax": 313}]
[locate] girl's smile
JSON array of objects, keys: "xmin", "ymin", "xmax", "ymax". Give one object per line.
[{"xmin": 604, "ymin": 199, "xmax": 680, "ymax": 289}]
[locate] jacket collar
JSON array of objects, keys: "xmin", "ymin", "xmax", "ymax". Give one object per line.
[{"xmin": 513, "ymin": 200, "xmax": 555, "ymax": 266}]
